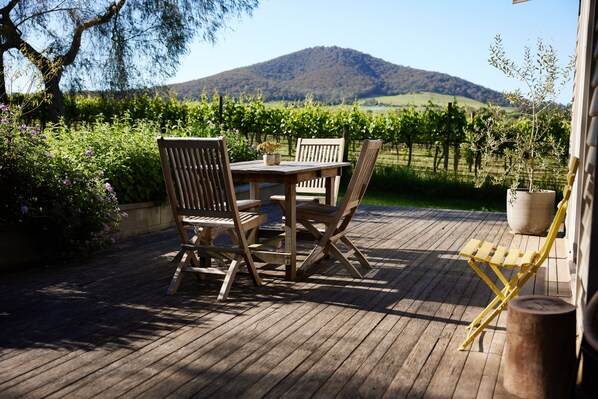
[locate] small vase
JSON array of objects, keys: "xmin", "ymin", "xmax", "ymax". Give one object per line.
[{"xmin": 263, "ymin": 154, "xmax": 281, "ymax": 166}]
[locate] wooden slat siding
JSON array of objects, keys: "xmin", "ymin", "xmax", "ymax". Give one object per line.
[{"xmin": 0, "ymin": 205, "xmax": 572, "ymax": 399}]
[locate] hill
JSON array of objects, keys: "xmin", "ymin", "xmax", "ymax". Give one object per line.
[{"xmin": 168, "ymin": 46, "xmax": 508, "ymax": 105}]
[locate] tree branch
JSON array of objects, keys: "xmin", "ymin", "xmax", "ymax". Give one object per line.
[{"xmin": 62, "ymin": 0, "xmax": 126, "ymax": 66}]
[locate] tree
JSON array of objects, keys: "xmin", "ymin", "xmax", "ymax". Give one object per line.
[
  {"xmin": 0, "ymin": 0, "xmax": 259, "ymax": 122},
  {"xmin": 488, "ymin": 34, "xmax": 573, "ymax": 191}
]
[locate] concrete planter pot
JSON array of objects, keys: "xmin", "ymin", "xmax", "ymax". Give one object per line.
[{"xmin": 506, "ymin": 189, "xmax": 556, "ymax": 235}]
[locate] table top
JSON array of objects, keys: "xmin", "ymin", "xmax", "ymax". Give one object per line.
[
  {"xmin": 230, "ymin": 160, "xmax": 350, "ymax": 175},
  {"xmin": 230, "ymin": 160, "xmax": 350, "ymax": 185}
]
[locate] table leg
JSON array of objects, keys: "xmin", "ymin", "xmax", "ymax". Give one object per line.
[
  {"xmin": 325, "ymin": 176, "xmax": 334, "ymax": 205},
  {"xmin": 249, "ymin": 182, "xmax": 260, "ymax": 243},
  {"xmin": 250, "ymin": 182, "xmax": 260, "ymax": 200},
  {"xmin": 284, "ymin": 183, "xmax": 297, "ymax": 281}
]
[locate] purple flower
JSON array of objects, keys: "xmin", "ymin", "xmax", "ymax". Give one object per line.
[
  {"xmin": 19, "ymin": 124, "xmax": 27, "ymax": 131},
  {"xmin": 64, "ymin": 179, "xmax": 71, "ymax": 185},
  {"xmin": 20, "ymin": 205, "xmax": 29, "ymax": 214},
  {"xmin": 103, "ymin": 223, "xmax": 110, "ymax": 232},
  {"xmin": 109, "ymin": 237, "xmax": 116, "ymax": 244},
  {"xmin": 0, "ymin": 104, "xmax": 8, "ymax": 112},
  {"xmin": 47, "ymin": 152, "xmax": 54, "ymax": 160},
  {"xmin": 105, "ymin": 182, "xmax": 114, "ymax": 193},
  {"xmin": 85, "ymin": 148, "xmax": 93, "ymax": 157},
  {"xmin": 1, "ymin": 118, "xmax": 8, "ymax": 124}
]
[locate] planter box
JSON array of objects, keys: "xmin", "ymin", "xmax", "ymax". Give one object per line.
[{"xmin": 117, "ymin": 202, "xmax": 175, "ymax": 240}]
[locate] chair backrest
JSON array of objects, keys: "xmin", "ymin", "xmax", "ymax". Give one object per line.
[
  {"xmin": 535, "ymin": 156, "xmax": 579, "ymax": 265},
  {"xmin": 294, "ymin": 138, "xmax": 345, "ymax": 199},
  {"xmin": 336, "ymin": 139, "xmax": 382, "ymax": 218},
  {"xmin": 157, "ymin": 136, "xmax": 239, "ymax": 219}
]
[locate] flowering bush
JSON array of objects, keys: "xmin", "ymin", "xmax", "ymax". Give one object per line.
[{"xmin": 0, "ymin": 104, "xmax": 124, "ymax": 255}]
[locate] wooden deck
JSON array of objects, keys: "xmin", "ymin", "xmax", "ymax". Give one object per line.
[{"xmin": 0, "ymin": 205, "xmax": 573, "ymax": 398}]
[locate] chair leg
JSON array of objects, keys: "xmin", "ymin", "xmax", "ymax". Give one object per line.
[
  {"xmin": 167, "ymin": 259, "xmax": 187, "ymax": 295},
  {"xmin": 327, "ymin": 242, "xmax": 363, "ymax": 278},
  {"xmin": 459, "ymin": 299, "xmax": 509, "ymax": 350},
  {"xmin": 300, "ymin": 244, "xmax": 328, "ymax": 272},
  {"xmin": 340, "ymin": 235, "xmax": 372, "ymax": 269},
  {"xmin": 460, "ymin": 283, "xmax": 526, "ymax": 350},
  {"xmin": 218, "ymin": 255, "xmax": 243, "ymax": 301}
]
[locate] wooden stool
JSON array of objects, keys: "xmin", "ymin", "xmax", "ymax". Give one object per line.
[{"xmin": 503, "ymin": 295, "xmax": 576, "ymax": 399}]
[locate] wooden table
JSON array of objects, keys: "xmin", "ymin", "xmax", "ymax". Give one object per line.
[{"xmin": 230, "ymin": 160, "xmax": 350, "ymax": 280}]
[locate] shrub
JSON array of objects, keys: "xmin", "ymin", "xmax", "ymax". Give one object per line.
[
  {"xmin": 49, "ymin": 114, "xmax": 166, "ymax": 204},
  {"xmin": 0, "ymin": 104, "xmax": 124, "ymax": 254},
  {"xmin": 48, "ymin": 117, "xmax": 259, "ymax": 205}
]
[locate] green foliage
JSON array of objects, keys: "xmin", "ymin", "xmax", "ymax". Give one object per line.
[
  {"xmin": 48, "ymin": 115, "xmax": 166, "ymax": 204},
  {"xmin": 47, "ymin": 114, "xmax": 259, "ymax": 205},
  {"xmin": 0, "ymin": 104, "xmax": 124, "ymax": 254},
  {"xmin": 1, "ymin": 0, "xmax": 259, "ymax": 122},
  {"xmin": 348, "ymin": 164, "xmax": 508, "ymax": 211},
  {"xmin": 488, "ymin": 35, "xmax": 573, "ymax": 191}
]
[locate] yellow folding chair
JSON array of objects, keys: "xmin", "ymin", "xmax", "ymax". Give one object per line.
[{"xmin": 458, "ymin": 156, "xmax": 579, "ymax": 350}]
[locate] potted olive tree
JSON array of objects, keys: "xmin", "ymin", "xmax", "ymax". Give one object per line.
[{"xmin": 488, "ymin": 34, "xmax": 573, "ymax": 235}]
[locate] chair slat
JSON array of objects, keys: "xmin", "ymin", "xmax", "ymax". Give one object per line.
[
  {"xmin": 490, "ymin": 246, "xmax": 509, "ymax": 265},
  {"xmin": 459, "ymin": 239, "xmax": 482, "ymax": 257},
  {"xmin": 474, "ymin": 241, "xmax": 495, "ymax": 262}
]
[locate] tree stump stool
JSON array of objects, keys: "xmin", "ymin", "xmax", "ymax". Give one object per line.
[{"xmin": 503, "ymin": 295, "xmax": 576, "ymax": 399}]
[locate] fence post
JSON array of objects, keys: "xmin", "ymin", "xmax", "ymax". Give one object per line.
[
  {"xmin": 219, "ymin": 95, "xmax": 223, "ymax": 125},
  {"xmin": 342, "ymin": 124, "xmax": 350, "ymax": 162},
  {"xmin": 443, "ymin": 102, "xmax": 452, "ymax": 172}
]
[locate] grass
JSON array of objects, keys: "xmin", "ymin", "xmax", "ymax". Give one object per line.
[
  {"xmin": 355, "ymin": 189, "xmax": 506, "ymax": 212},
  {"xmin": 277, "ymin": 137, "xmax": 563, "ymax": 213},
  {"xmin": 358, "ymin": 92, "xmax": 488, "ymax": 110}
]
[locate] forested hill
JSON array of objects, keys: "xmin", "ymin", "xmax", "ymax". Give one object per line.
[{"xmin": 168, "ymin": 46, "xmax": 508, "ymax": 105}]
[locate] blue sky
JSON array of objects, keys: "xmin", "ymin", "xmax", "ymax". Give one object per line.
[{"xmin": 167, "ymin": 0, "xmax": 579, "ymax": 104}]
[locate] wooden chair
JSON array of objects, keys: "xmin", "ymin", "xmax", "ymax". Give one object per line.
[
  {"xmin": 157, "ymin": 136, "xmax": 267, "ymax": 301},
  {"xmin": 458, "ymin": 156, "xmax": 579, "ymax": 350},
  {"xmin": 295, "ymin": 139, "xmax": 382, "ymax": 278},
  {"xmin": 270, "ymin": 138, "xmax": 345, "ymax": 208}
]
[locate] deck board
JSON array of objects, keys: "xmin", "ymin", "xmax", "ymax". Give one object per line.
[{"xmin": 0, "ymin": 205, "xmax": 572, "ymax": 398}]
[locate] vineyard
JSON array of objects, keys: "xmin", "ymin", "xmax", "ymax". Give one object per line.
[{"xmin": 17, "ymin": 91, "xmax": 572, "ymax": 204}]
